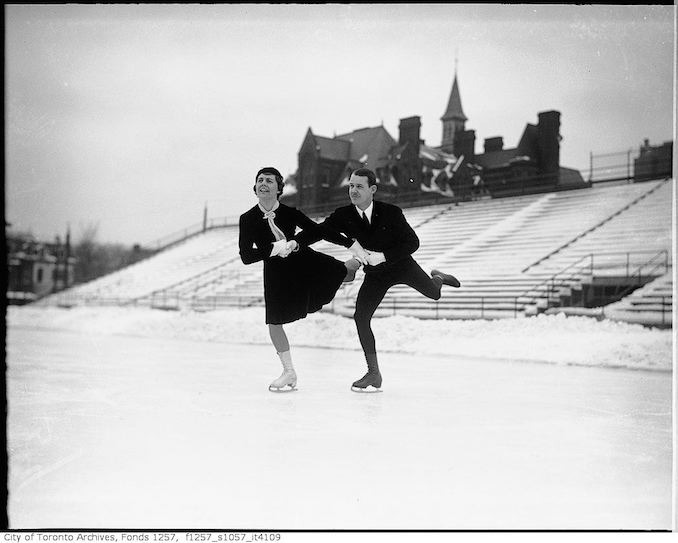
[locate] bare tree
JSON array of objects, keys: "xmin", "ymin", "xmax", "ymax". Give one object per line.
[
  {"xmin": 73, "ymin": 222, "xmax": 144, "ymax": 284},
  {"xmin": 73, "ymin": 222, "xmax": 100, "ymax": 283}
]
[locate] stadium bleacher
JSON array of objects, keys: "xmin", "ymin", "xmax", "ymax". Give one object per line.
[
  {"xmin": 42, "ymin": 228, "xmax": 241, "ymax": 307},
  {"xmin": 37, "ymin": 178, "xmax": 674, "ymax": 327},
  {"xmin": 340, "ymin": 178, "xmax": 672, "ymax": 321}
]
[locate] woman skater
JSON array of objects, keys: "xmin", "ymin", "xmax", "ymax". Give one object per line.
[{"xmin": 239, "ymin": 167, "xmax": 368, "ymax": 392}]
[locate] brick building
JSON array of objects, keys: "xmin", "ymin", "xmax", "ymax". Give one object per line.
[{"xmin": 281, "ymin": 69, "xmax": 585, "ymax": 211}]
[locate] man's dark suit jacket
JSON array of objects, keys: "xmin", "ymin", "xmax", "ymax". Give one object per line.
[
  {"xmin": 321, "ymin": 200, "xmax": 420, "ymax": 273},
  {"xmin": 239, "ymin": 203, "xmax": 352, "ymax": 265}
]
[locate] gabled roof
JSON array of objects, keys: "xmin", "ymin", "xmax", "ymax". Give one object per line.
[
  {"xmin": 335, "ymin": 125, "xmax": 396, "ymax": 171},
  {"xmin": 472, "ymin": 122, "xmax": 543, "ymax": 170},
  {"xmin": 441, "ymin": 74, "xmax": 467, "ymax": 122},
  {"xmin": 516, "ymin": 124, "xmax": 538, "ymax": 156},
  {"xmin": 314, "ymin": 135, "xmax": 351, "ymax": 162}
]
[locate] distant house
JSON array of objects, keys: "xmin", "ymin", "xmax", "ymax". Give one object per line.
[
  {"xmin": 282, "ymin": 69, "xmax": 585, "ymax": 211},
  {"xmin": 6, "ymin": 230, "xmax": 76, "ymax": 304}
]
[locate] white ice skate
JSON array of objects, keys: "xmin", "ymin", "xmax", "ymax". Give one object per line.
[
  {"xmin": 269, "ymin": 368, "xmax": 298, "ymax": 393},
  {"xmin": 269, "ymin": 351, "xmax": 298, "ymax": 392}
]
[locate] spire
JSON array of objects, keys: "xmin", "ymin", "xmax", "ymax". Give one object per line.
[{"xmin": 441, "ymin": 67, "xmax": 467, "ymax": 122}]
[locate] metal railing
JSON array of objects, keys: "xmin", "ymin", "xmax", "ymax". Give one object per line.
[
  {"xmin": 611, "ymin": 251, "xmax": 671, "ymax": 301},
  {"xmin": 660, "ymin": 297, "xmax": 672, "ymax": 327},
  {"xmin": 144, "ymin": 217, "xmax": 239, "ymax": 252},
  {"xmin": 520, "ymin": 253, "xmax": 596, "ymax": 307},
  {"xmin": 519, "ymin": 250, "xmax": 669, "ymax": 310},
  {"xmin": 188, "ymin": 294, "xmax": 264, "ymax": 311},
  {"xmin": 345, "ymin": 250, "xmax": 671, "ymax": 321},
  {"xmin": 377, "ymin": 296, "xmax": 524, "ymax": 320},
  {"xmin": 587, "ymin": 151, "xmax": 672, "ymax": 183}
]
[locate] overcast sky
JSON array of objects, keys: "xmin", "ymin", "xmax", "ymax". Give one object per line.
[{"xmin": 6, "ymin": 3, "xmax": 675, "ymax": 245}]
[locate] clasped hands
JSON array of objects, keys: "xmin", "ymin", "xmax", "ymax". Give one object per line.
[
  {"xmin": 272, "ymin": 239, "xmax": 385, "ymax": 265},
  {"xmin": 349, "ymin": 240, "xmax": 385, "ymax": 267},
  {"xmin": 271, "ymin": 239, "xmax": 299, "ymax": 258}
]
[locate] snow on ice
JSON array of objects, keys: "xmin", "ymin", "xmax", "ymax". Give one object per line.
[{"xmin": 7, "ymin": 305, "xmax": 672, "ymax": 371}]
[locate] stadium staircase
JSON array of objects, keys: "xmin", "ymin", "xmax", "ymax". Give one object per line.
[
  {"xmin": 602, "ymin": 272, "xmax": 673, "ymax": 327},
  {"xmin": 37, "ymin": 178, "xmax": 673, "ymax": 327}
]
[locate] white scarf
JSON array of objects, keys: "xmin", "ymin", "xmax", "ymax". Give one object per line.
[{"xmin": 258, "ymin": 201, "xmax": 286, "ymax": 242}]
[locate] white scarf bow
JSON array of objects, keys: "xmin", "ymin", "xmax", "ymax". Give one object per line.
[{"xmin": 258, "ymin": 201, "xmax": 286, "ymax": 242}]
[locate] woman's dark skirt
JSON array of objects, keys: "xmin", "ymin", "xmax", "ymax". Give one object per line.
[{"xmin": 263, "ymin": 247, "xmax": 346, "ymax": 325}]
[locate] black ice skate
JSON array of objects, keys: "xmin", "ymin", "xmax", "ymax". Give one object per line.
[
  {"xmin": 431, "ymin": 269, "xmax": 461, "ymax": 288},
  {"xmin": 351, "ymin": 370, "xmax": 383, "ymax": 393},
  {"xmin": 351, "ymin": 353, "xmax": 382, "ymax": 393}
]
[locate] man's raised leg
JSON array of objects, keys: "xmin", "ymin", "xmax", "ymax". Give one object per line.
[{"xmin": 404, "ymin": 261, "xmax": 444, "ymax": 300}]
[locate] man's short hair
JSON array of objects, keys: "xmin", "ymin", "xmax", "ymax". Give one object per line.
[
  {"xmin": 351, "ymin": 168, "xmax": 377, "ymax": 186},
  {"xmin": 255, "ymin": 167, "xmax": 285, "ymax": 195}
]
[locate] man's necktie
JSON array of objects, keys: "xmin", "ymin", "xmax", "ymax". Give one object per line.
[{"xmin": 361, "ymin": 212, "xmax": 370, "ymax": 230}]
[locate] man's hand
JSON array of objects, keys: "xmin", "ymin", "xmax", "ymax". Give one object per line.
[
  {"xmin": 270, "ymin": 239, "xmax": 288, "ymax": 257},
  {"xmin": 279, "ymin": 240, "xmax": 299, "ymax": 258},
  {"xmin": 349, "ymin": 240, "xmax": 370, "ymax": 265},
  {"xmin": 279, "ymin": 240, "xmax": 300, "ymax": 258},
  {"xmin": 365, "ymin": 251, "xmax": 386, "ymax": 266}
]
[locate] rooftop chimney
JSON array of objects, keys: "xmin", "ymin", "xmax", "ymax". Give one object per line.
[{"xmin": 484, "ymin": 137, "xmax": 503, "ymax": 153}]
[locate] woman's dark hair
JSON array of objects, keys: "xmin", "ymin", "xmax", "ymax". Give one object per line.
[
  {"xmin": 254, "ymin": 167, "xmax": 285, "ymax": 196},
  {"xmin": 351, "ymin": 167, "xmax": 377, "ymax": 186}
]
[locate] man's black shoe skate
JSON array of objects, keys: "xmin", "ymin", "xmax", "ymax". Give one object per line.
[
  {"xmin": 431, "ymin": 269, "xmax": 461, "ymax": 288},
  {"xmin": 351, "ymin": 371, "xmax": 383, "ymax": 393}
]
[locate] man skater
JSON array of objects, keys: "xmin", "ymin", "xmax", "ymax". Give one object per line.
[{"xmin": 320, "ymin": 168, "xmax": 461, "ymax": 392}]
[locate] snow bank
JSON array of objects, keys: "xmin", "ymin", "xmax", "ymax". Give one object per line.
[{"xmin": 6, "ymin": 305, "xmax": 673, "ymax": 371}]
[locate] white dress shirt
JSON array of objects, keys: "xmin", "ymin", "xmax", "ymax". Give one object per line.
[{"xmin": 355, "ymin": 202, "xmax": 374, "ymax": 224}]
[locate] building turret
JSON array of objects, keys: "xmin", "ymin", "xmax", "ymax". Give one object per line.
[{"xmin": 440, "ymin": 70, "xmax": 467, "ymax": 154}]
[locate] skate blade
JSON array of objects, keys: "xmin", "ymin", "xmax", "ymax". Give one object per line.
[
  {"xmin": 269, "ymin": 385, "xmax": 298, "ymax": 393},
  {"xmin": 351, "ymin": 386, "xmax": 382, "ymax": 393}
]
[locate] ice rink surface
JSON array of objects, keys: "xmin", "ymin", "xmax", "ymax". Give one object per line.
[{"xmin": 6, "ymin": 325, "xmax": 673, "ymax": 530}]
